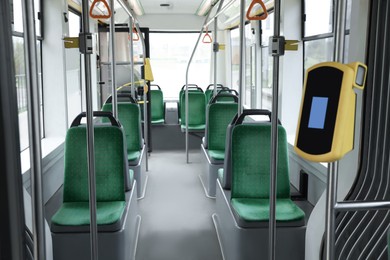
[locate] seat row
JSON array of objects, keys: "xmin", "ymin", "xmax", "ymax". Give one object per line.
[
  {"xmin": 51, "ymin": 111, "xmax": 141, "ymax": 260},
  {"xmin": 150, "ymin": 83, "xmax": 236, "ymax": 131},
  {"xmin": 50, "ymin": 93, "xmax": 147, "ymax": 260},
  {"xmin": 201, "ymin": 107, "xmax": 307, "ymax": 259}
]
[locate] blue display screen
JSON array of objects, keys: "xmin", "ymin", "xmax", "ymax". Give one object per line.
[{"xmin": 308, "ymin": 97, "xmax": 328, "ymax": 129}]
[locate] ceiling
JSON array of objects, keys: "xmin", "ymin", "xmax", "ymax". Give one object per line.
[{"xmin": 135, "ymin": 0, "xmax": 206, "ymax": 15}]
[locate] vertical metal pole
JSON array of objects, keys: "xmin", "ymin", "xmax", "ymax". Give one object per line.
[
  {"xmin": 134, "ymin": 23, "xmax": 149, "ymax": 171},
  {"xmin": 0, "ymin": 1, "xmax": 26, "ymax": 259},
  {"xmin": 238, "ymin": 0, "xmax": 246, "ymax": 116},
  {"xmin": 213, "ymin": 21, "xmax": 218, "ymax": 98},
  {"xmin": 269, "ymin": 0, "xmax": 282, "ymax": 259},
  {"xmin": 325, "ymin": 161, "xmax": 339, "ymax": 260},
  {"xmin": 109, "ymin": 0, "xmax": 118, "ymax": 118},
  {"xmin": 129, "ymin": 19, "xmax": 135, "ymax": 98},
  {"xmin": 185, "ymin": 10, "xmax": 213, "ymax": 163},
  {"xmin": 21, "ymin": 0, "xmax": 46, "ymax": 258},
  {"xmin": 81, "ymin": 0, "xmax": 99, "ymax": 259},
  {"xmin": 333, "ymin": 0, "xmax": 347, "ymax": 63},
  {"xmin": 325, "ymin": 0, "xmax": 347, "ymax": 259},
  {"xmin": 212, "ymin": 0, "xmax": 225, "ymax": 98}
]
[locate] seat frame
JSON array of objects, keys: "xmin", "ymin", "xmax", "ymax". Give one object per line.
[
  {"xmin": 213, "ymin": 180, "xmax": 306, "ymax": 260},
  {"xmin": 52, "ymin": 183, "xmax": 141, "ymax": 260}
]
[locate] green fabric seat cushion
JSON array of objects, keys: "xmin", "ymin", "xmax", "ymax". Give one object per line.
[
  {"xmin": 231, "ymin": 198, "xmax": 305, "ymax": 225},
  {"xmin": 218, "ymin": 168, "xmax": 224, "ymax": 183},
  {"xmin": 181, "ymin": 124, "xmax": 206, "ymax": 131},
  {"xmin": 51, "ymin": 201, "xmax": 126, "ymax": 232},
  {"xmin": 151, "ymin": 118, "xmax": 165, "ymax": 124},
  {"xmin": 127, "ymin": 150, "xmax": 141, "ymax": 162},
  {"xmin": 208, "ymin": 149, "xmax": 225, "ymax": 161}
]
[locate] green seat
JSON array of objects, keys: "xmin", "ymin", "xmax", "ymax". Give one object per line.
[
  {"xmin": 178, "ymin": 85, "xmax": 202, "ymax": 120},
  {"xmin": 51, "ymin": 125, "xmax": 127, "ymax": 232},
  {"xmin": 150, "ymin": 88, "xmax": 165, "ymax": 124},
  {"xmin": 102, "ymin": 103, "xmax": 143, "ymax": 166},
  {"xmin": 230, "ymin": 124, "xmax": 305, "ymax": 227},
  {"xmin": 52, "ymin": 201, "xmax": 126, "ymax": 230},
  {"xmin": 180, "ymin": 91, "xmax": 206, "ymax": 131},
  {"xmin": 206, "ymin": 102, "xmax": 238, "ymax": 161},
  {"xmin": 205, "ymin": 84, "xmax": 226, "ymax": 104}
]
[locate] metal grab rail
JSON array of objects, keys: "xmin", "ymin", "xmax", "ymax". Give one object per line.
[
  {"xmin": 20, "ymin": 0, "xmax": 46, "ymax": 259},
  {"xmin": 129, "ymin": 18, "xmax": 136, "ymax": 99},
  {"xmin": 113, "ymin": 0, "xmax": 149, "ymax": 171},
  {"xmin": 269, "ymin": 0, "xmax": 282, "ymax": 259},
  {"xmin": 81, "ymin": 0, "xmax": 99, "ymax": 259},
  {"xmin": 325, "ymin": 1, "xmax": 348, "ymax": 260},
  {"xmin": 109, "ymin": 0, "xmax": 118, "ymax": 119},
  {"xmin": 204, "ymin": 0, "xmax": 237, "ymax": 29},
  {"xmin": 134, "ymin": 22, "xmax": 149, "ymax": 172},
  {"xmin": 212, "ymin": 1, "xmax": 226, "ymax": 99},
  {"xmin": 185, "ymin": 1, "xmax": 221, "ymax": 163}
]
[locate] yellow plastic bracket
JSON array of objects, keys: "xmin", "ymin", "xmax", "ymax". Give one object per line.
[
  {"xmin": 89, "ymin": 0, "xmax": 112, "ymax": 20},
  {"xmin": 145, "ymin": 58, "xmax": 154, "ymax": 82},
  {"xmin": 285, "ymin": 40, "xmax": 299, "ymax": 51},
  {"xmin": 246, "ymin": 0, "xmax": 268, "ymax": 21},
  {"xmin": 64, "ymin": 37, "xmax": 79, "ymax": 49}
]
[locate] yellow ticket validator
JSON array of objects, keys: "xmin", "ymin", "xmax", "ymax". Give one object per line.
[{"xmin": 294, "ymin": 62, "xmax": 367, "ymax": 162}]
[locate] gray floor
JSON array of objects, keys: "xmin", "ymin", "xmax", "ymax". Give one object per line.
[{"xmin": 136, "ymin": 150, "xmax": 223, "ymax": 260}]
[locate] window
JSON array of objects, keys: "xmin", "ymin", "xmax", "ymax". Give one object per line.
[
  {"xmin": 12, "ymin": 0, "xmax": 44, "ymax": 151},
  {"xmin": 65, "ymin": 10, "xmax": 82, "ymax": 126},
  {"xmin": 12, "ymin": 0, "xmax": 42, "ymax": 36},
  {"xmin": 244, "ymin": 24, "xmax": 255, "ymax": 108},
  {"xmin": 230, "ymin": 28, "xmax": 240, "ymax": 92},
  {"xmin": 149, "ymin": 33, "xmax": 212, "ymax": 99},
  {"xmin": 303, "ymin": 0, "xmax": 352, "ymax": 72},
  {"xmin": 304, "ymin": 0, "xmax": 333, "ymax": 37},
  {"xmin": 304, "ymin": 38, "xmax": 333, "ymax": 72},
  {"xmin": 260, "ymin": 12, "xmax": 274, "ymax": 111}
]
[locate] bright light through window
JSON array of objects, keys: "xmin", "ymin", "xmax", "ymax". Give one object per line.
[
  {"xmin": 305, "ymin": 0, "xmax": 333, "ymax": 37},
  {"xmin": 149, "ymin": 33, "xmax": 212, "ymax": 99}
]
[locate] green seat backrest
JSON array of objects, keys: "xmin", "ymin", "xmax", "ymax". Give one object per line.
[
  {"xmin": 206, "ymin": 89, "xmax": 235, "ymax": 104},
  {"xmin": 180, "ymin": 92, "xmax": 206, "ymax": 126},
  {"xmin": 178, "ymin": 89, "xmax": 202, "ymax": 119},
  {"xmin": 207, "ymin": 103, "xmax": 238, "ymax": 151},
  {"xmin": 205, "ymin": 89, "xmax": 214, "ymax": 104},
  {"xmin": 231, "ymin": 124, "xmax": 290, "ymax": 199},
  {"xmin": 102, "ymin": 103, "xmax": 142, "ymax": 153},
  {"xmin": 150, "ymin": 89, "xmax": 164, "ymax": 122},
  {"xmin": 63, "ymin": 126, "xmax": 125, "ymax": 202}
]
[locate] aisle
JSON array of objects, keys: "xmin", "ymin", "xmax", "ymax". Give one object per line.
[{"xmin": 136, "ymin": 151, "xmax": 223, "ymax": 260}]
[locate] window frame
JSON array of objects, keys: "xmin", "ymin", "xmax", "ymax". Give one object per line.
[
  {"xmin": 302, "ymin": 0, "xmax": 352, "ymax": 79},
  {"xmin": 12, "ymin": 0, "xmax": 45, "ymax": 151}
]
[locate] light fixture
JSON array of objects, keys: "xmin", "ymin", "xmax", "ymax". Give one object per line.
[
  {"xmin": 196, "ymin": 0, "xmax": 218, "ymax": 16},
  {"xmin": 160, "ymin": 3, "xmax": 173, "ymax": 9},
  {"xmin": 128, "ymin": 0, "xmax": 145, "ymax": 16}
]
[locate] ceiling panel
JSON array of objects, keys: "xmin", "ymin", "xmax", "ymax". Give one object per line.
[{"xmin": 137, "ymin": 0, "xmax": 205, "ymax": 15}]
